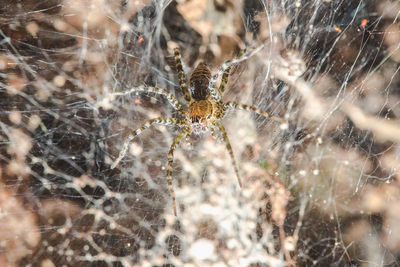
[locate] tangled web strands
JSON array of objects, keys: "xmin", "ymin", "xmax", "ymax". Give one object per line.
[{"xmin": 0, "ymin": 0, "xmax": 400, "ymax": 266}]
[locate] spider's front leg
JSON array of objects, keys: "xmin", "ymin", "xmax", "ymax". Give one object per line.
[
  {"xmin": 210, "ymin": 45, "xmax": 264, "ymax": 101},
  {"xmin": 167, "ymin": 127, "xmax": 190, "ymax": 216},
  {"xmin": 174, "ymin": 47, "xmax": 192, "ymax": 103},
  {"xmin": 213, "ymin": 121, "xmax": 242, "ymax": 188},
  {"xmin": 217, "ymin": 49, "xmax": 246, "ymax": 96},
  {"xmin": 111, "ymin": 117, "xmax": 183, "ymax": 169},
  {"xmin": 225, "ymin": 101, "xmax": 285, "ymax": 123},
  {"xmin": 218, "ymin": 65, "xmax": 231, "ymax": 97}
]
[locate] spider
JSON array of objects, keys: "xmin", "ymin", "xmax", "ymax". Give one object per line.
[{"xmin": 111, "ymin": 45, "xmax": 284, "ymax": 216}]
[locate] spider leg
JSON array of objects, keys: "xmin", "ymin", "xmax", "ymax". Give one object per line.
[
  {"xmin": 111, "ymin": 117, "xmax": 183, "ymax": 169},
  {"xmin": 225, "ymin": 101, "xmax": 284, "ymax": 123},
  {"xmin": 167, "ymin": 127, "xmax": 189, "ymax": 216},
  {"xmin": 218, "ymin": 65, "xmax": 231, "ymax": 96},
  {"xmin": 113, "ymin": 85, "xmax": 183, "ymax": 111},
  {"xmin": 210, "ymin": 125, "xmax": 220, "ymax": 142},
  {"xmin": 209, "ymin": 44, "xmax": 265, "ymax": 101},
  {"xmin": 174, "ymin": 47, "xmax": 192, "ymax": 103},
  {"xmin": 214, "ymin": 121, "xmax": 242, "ymax": 188}
]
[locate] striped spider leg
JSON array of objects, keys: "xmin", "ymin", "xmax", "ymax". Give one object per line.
[
  {"xmin": 110, "ymin": 117, "xmax": 184, "ymax": 169},
  {"xmin": 208, "ymin": 44, "xmax": 265, "ymax": 101},
  {"xmin": 225, "ymin": 102, "xmax": 285, "ymax": 123},
  {"xmin": 111, "ymin": 116, "xmax": 186, "ymax": 216},
  {"xmin": 167, "ymin": 126, "xmax": 190, "ymax": 216},
  {"xmin": 211, "ymin": 120, "xmax": 242, "ymax": 187},
  {"xmin": 174, "ymin": 47, "xmax": 192, "ymax": 103}
]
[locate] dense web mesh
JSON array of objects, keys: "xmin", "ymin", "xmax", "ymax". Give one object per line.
[{"xmin": 1, "ymin": 0, "xmax": 400, "ymax": 266}]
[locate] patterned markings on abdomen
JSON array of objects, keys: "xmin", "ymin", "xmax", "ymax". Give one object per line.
[{"xmin": 189, "ymin": 62, "xmax": 211, "ymax": 101}]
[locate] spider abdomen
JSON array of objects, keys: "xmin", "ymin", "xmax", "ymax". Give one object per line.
[{"xmin": 189, "ymin": 62, "xmax": 211, "ymax": 101}]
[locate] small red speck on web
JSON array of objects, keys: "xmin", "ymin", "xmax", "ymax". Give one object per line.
[
  {"xmin": 334, "ymin": 26, "xmax": 342, "ymax": 33},
  {"xmin": 138, "ymin": 36, "xmax": 144, "ymax": 43},
  {"xmin": 361, "ymin": 19, "xmax": 368, "ymax": 29},
  {"xmin": 76, "ymin": 37, "xmax": 84, "ymax": 45},
  {"xmin": 135, "ymin": 98, "xmax": 141, "ymax": 104}
]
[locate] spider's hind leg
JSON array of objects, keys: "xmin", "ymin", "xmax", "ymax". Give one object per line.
[
  {"xmin": 214, "ymin": 121, "xmax": 242, "ymax": 188},
  {"xmin": 167, "ymin": 127, "xmax": 190, "ymax": 216},
  {"xmin": 218, "ymin": 49, "xmax": 246, "ymax": 96},
  {"xmin": 218, "ymin": 65, "xmax": 232, "ymax": 97},
  {"xmin": 111, "ymin": 117, "xmax": 182, "ymax": 169},
  {"xmin": 211, "ymin": 45, "xmax": 263, "ymax": 100}
]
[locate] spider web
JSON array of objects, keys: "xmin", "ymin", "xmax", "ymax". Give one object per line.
[{"xmin": 0, "ymin": 0, "xmax": 400, "ymax": 266}]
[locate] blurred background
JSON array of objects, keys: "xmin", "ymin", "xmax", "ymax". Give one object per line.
[{"xmin": 0, "ymin": 0, "xmax": 400, "ymax": 266}]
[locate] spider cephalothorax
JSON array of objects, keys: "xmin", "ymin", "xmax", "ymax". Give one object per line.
[
  {"xmin": 188, "ymin": 99, "xmax": 213, "ymax": 133},
  {"xmin": 111, "ymin": 46, "xmax": 284, "ymax": 216}
]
